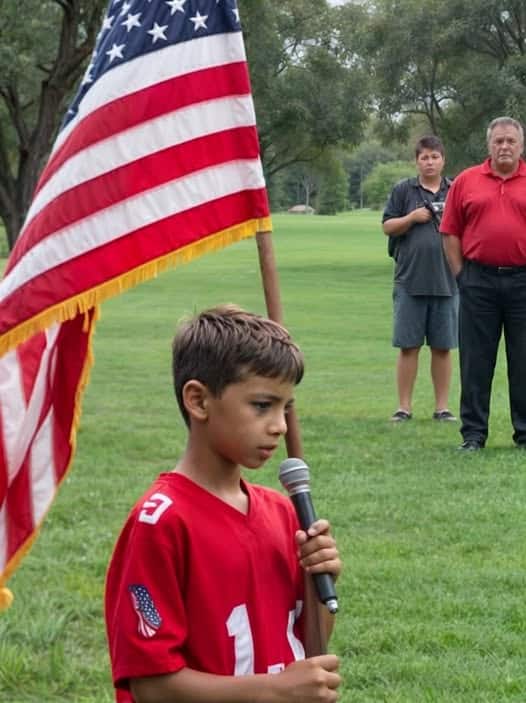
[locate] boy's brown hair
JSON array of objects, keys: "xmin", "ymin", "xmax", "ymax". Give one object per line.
[
  {"xmin": 415, "ymin": 135, "xmax": 444, "ymax": 158},
  {"xmin": 172, "ymin": 305, "xmax": 304, "ymax": 426}
]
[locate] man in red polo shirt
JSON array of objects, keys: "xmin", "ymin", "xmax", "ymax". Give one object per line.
[{"xmin": 441, "ymin": 116, "xmax": 526, "ymax": 451}]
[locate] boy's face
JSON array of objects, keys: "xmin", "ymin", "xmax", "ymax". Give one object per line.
[
  {"xmin": 416, "ymin": 148, "xmax": 444, "ymax": 179},
  {"xmin": 204, "ymin": 374, "xmax": 295, "ymax": 469}
]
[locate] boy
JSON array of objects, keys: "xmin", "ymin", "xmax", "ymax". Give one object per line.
[
  {"xmin": 383, "ymin": 135, "xmax": 458, "ymax": 423},
  {"xmin": 105, "ymin": 305, "xmax": 342, "ymax": 703}
]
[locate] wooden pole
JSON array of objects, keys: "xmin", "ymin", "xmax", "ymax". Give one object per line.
[
  {"xmin": 255, "ymin": 230, "xmax": 327, "ymax": 656},
  {"xmin": 256, "ymin": 231, "xmax": 303, "ymax": 459}
]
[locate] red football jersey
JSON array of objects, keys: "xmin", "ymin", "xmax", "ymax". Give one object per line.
[{"xmin": 105, "ymin": 472, "xmax": 305, "ymax": 702}]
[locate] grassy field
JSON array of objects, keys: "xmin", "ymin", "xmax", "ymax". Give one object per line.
[{"xmin": 1, "ymin": 210, "xmax": 525, "ymax": 702}]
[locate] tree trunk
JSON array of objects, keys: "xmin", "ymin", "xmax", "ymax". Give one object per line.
[
  {"xmin": 0, "ymin": 1, "xmax": 107, "ymax": 252},
  {"xmin": 0, "ymin": 200, "xmax": 23, "ymax": 252}
]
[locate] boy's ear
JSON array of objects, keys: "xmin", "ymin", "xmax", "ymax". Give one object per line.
[{"xmin": 182, "ymin": 380, "xmax": 210, "ymax": 422}]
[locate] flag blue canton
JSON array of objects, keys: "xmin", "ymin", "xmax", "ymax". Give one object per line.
[{"xmin": 64, "ymin": 0, "xmax": 241, "ymax": 128}]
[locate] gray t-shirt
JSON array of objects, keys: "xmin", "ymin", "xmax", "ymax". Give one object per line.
[{"xmin": 383, "ymin": 177, "xmax": 456, "ymax": 296}]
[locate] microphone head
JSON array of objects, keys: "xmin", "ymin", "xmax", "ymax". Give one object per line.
[{"xmin": 279, "ymin": 457, "xmax": 310, "ymax": 496}]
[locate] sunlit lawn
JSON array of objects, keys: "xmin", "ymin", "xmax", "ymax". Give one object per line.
[{"xmin": 1, "ymin": 211, "xmax": 525, "ymax": 702}]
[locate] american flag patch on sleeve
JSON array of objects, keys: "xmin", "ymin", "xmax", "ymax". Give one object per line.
[{"xmin": 128, "ymin": 584, "xmax": 163, "ymax": 638}]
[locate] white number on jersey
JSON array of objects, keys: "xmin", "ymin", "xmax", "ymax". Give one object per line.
[
  {"xmin": 138, "ymin": 492, "xmax": 173, "ymax": 525},
  {"xmin": 226, "ymin": 601, "xmax": 305, "ymax": 675}
]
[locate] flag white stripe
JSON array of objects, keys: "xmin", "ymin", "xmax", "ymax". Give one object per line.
[
  {"xmin": 2, "ymin": 327, "xmax": 60, "ymax": 478},
  {"xmin": 30, "ymin": 409, "xmax": 56, "ymax": 525},
  {"xmin": 0, "ymin": 350, "xmax": 27, "ymax": 481},
  {"xmin": 0, "ymin": 160, "xmax": 265, "ymax": 302},
  {"xmin": 54, "ymin": 32, "xmax": 247, "ymax": 154},
  {"xmin": 25, "ymin": 94, "xmax": 257, "ymax": 228}
]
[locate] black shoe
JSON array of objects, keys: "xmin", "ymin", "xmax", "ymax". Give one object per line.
[
  {"xmin": 390, "ymin": 409, "xmax": 412, "ymax": 422},
  {"xmin": 458, "ymin": 440, "xmax": 484, "ymax": 452},
  {"xmin": 433, "ymin": 410, "xmax": 457, "ymax": 422}
]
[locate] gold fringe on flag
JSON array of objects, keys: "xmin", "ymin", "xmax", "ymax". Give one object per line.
[{"xmin": 0, "ymin": 217, "xmax": 271, "ymax": 358}]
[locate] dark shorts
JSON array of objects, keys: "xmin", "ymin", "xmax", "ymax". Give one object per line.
[{"xmin": 392, "ymin": 284, "xmax": 459, "ymax": 349}]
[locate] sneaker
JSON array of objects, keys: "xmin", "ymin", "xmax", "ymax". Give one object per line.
[
  {"xmin": 390, "ymin": 409, "xmax": 412, "ymax": 422},
  {"xmin": 458, "ymin": 440, "xmax": 484, "ymax": 452},
  {"xmin": 433, "ymin": 410, "xmax": 457, "ymax": 421}
]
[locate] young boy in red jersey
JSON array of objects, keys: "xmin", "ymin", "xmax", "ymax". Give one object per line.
[{"xmin": 105, "ymin": 305, "xmax": 342, "ymax": 703}]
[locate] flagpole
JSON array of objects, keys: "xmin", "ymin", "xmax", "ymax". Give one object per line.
[{"xmin": 255, "ymin": 230, "xmax": 327, "ymax": 657}]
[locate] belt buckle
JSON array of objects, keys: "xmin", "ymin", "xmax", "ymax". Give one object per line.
[{"xmin": 497, "ymin": 266, "xmax": 514, "ymax": 274}]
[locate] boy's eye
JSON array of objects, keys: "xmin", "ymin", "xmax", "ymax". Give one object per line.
[{"xmin": 252, "ymin": 401, "xmax": 271, "ymax": 411}]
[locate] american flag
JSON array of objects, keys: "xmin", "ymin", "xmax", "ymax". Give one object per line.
[
  {"xmin": 128, "ymin": 584, "xmax": 163, "ymax": 638},
  {"xmin": 0, "ymin": 0, "xmax": 270, "ymax": 605}
]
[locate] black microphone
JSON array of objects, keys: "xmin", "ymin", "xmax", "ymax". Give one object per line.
[{"xmin": 279, "ymin": 457, "xmax": 338, "ymax": 614}]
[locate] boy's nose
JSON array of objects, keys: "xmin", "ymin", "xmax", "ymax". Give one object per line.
[{"xmin": 270, "ymin": 411, "xmax": 288, "ymax": 436}]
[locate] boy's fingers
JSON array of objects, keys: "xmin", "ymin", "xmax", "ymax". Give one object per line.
[
  {"xmin": 299, "ymin": 534, "xmax": 336, "ymax": 557},
  {"xmin": 309, "ymin": 654, "xmax": 340, "ymax": 671},
  {"xmin": 306, "ymin": 518, "xmax": 330, "ymax": 537}
]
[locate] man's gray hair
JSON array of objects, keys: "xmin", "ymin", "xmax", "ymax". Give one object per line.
[{"xmin": 486, "ymin": 116, "xmax": 524, "ymax": 146}]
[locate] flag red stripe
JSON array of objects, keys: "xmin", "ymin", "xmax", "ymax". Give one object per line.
[
  {"xmin": 9, "ymin": 127, "xmax": 260, "ymax": 269},
  {"xmin": 51, "ymin": 314, "xmax": 94, "ymax": 482},
  {"xmin": 6, "ymin": 459, "xmax": 34, "ymax": 561},
  {"xmin": 36, "ymin": 62, "xmax": 251, "ymax": 196},
  {"xmin": 1, "ymin": 189, "xmax": 268, "ymax": 332}
]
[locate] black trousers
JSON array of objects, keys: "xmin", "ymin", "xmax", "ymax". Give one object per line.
[{"xmin": 458, "ymin": 260, "xmax": 526, "ymax": 444}]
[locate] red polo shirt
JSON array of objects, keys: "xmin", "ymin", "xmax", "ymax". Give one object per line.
[{"xmin": 440, "ymin": 158, "xmax": 526, "ymax": 266}]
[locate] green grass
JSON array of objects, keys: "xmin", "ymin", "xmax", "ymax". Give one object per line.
[{"xmin": 2, "ymin": 211, "xmax": 525, "ymax": 702}]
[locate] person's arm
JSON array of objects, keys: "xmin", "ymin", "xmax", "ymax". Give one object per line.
[
  {"xmin": 295, "ymin": 519, "xmax": 341, "ymax": 644},
  {"xmin": 130, "ymin": 655, "xmax": 341, "ymax": 703},
  {"xmin": 383, "ymin": 206, "xmax": 432, "ymax": 237},
  {"xmin": 442, "ymin": 233, "xmax": 463, "ymax": 277}
]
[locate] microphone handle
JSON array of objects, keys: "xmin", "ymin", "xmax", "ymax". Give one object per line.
[{"xmin": 290, "ymin": 492, "xmax": 338, "ymax": 613}]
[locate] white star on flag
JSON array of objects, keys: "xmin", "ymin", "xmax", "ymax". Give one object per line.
[
  {"xmin": 120, "ymin": 1, "xmax": 133, "ymax": 15},
  {"xmin": 147, "ymin": 22, "xmax": 168, "ymax": 42},
  {"xmin": 106, "ymin": 43, "xmax": 126, "ymax": 62},
  {"xmin": 166, "ymin": 0, "xmax": 186, "ymax": 14},
  {"xmin": 101, "ymin": 14, "xmax": 114, "ymax": 32},
  {"xmin": 190, "ymin": 11, "xmax": 208, "ymax": 30},
  {"xmin": 82, "ymin": 64, "xmax": 95, "ymax": 85},
  {"xmin": 122, "ymin": 12, "xmax": 142, "ymax": 32}
]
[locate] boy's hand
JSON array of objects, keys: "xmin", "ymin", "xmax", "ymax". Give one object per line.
[
  {"xmin": 273, "ymin": 655, "xmax": 340, "ymax": 702},
  {"xmin": 295, "ymin": 519, "xmax": 341, "ymax": 582},
  {"xmin": 411, "ymin": 206, "xmax": 433, "ymax": 224}
]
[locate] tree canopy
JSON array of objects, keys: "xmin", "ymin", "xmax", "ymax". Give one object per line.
[
  {"xmin": 363, "ymin": 0, "xmax": 526, "ymax": 172},
  {"xmin": 2, "ymin": 0, "xmax": 526, "ymax": 244},
  {"xmin": 239, "ymin": 0, "xmax": 370, "ymax": 181}
]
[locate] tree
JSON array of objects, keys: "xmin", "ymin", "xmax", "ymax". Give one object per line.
[
  {"xmin": 362, "ymin": 0, "xmax": 526, "ymax": 173},
  {"xmin": 239, "ymin": 0, "xmax": 370, "ymax": 186},
  {"xmin": 0, "ymin": 0, "xmax": 107, "ymax": 249},
  {"xmin": 317, "ymin": 155, "xmax": 349, "ymax": 215},
  {"xmin": 362, "ymin": 160, "xmax": 414, "ymax": 209},
  {"xmin": 344, "ymin": 140, "xmax": 403, "ymax": 208}
]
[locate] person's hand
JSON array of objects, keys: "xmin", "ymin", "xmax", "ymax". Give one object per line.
[
  {"xmin": 411, "ymin": 206, "xmax": 433, "ymax": 224},
  {"xmin": 272, "ymin": 655, "xmax": 341, "ymax": 702},
  {"xmin": 295, "ymin": 519, "xmax": 341, "ymax": 582}
]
